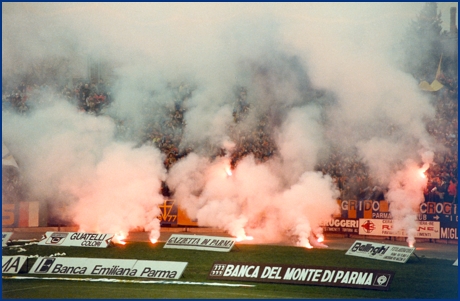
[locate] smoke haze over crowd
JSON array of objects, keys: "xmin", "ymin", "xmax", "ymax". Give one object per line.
[{"xmin": 3, "ymin": 3, "xmax": 456, "ymax": 246}]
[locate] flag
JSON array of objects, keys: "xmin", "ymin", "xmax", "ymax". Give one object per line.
[
  {"xmin": 435, "ymin": 54, "xmax": 443, "ymax": 80},
  {"xmin": 2, "ymin": 141, "xmax": 19, "ymax": 169},
  {"xmin": 419, "ymin": 55, "xmax": 444, "ymax": 92}
]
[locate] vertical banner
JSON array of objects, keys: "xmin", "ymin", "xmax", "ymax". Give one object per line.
[
  {"xmin": 2, "ymin": 203, "xmax": 17, "ymax": 227},
  {"xmin": 19, "ymin": 201, "xmax": 40, "ymax": 227},
  {"xmin": 2, "ymin": 201, "xmax": 40, "ymax": 227}
]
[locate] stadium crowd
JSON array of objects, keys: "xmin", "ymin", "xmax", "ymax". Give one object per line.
[{"xmin": 2, "ymin": 68, "xmax": 458, "ymax": 204}]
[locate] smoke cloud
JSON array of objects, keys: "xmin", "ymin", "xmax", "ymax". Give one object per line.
[{"xmin": 3, "ymin": 3, "xmax": 451, "ymax": 246}]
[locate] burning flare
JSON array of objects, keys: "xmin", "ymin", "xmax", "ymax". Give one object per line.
[
  {"xmin": 149, "ymin": 231, "xmax": 159, "ymax": 244},
  {"xmin": 407, "ymin": 235, "xmax": 416, "ymax": 247},
  {"xmin": 235, "ymin": 235, "xmax": 254, "ymax": 242},
  {"xmin": 419, "ymin": 162, "xmax": 429, "ymax": 179},
  {"xmin": 112, "ymin": 232, "xmax": 127, "ymax": 245},
  {"xmin": 234, "ymin": 228, "xmax": 253, "ymax": 242},
  {"xmin": 303, "ymin": 242, "xmax": 313, "ymax": 249},
  {"xmin": 316, "ymin": 234, "xmax": 324, "ymax": 243},
  {"xmin": 225, "ymin": 167, "xmax": 232, "ymax": 177},
  {"xmin": 419, "ymin": 170, "xmax": 426, "ymax": 178}
]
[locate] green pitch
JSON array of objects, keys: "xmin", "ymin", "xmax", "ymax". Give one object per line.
[{"xmin": 2, "ymin": 242, "xmax": 458, "ymax": 299}]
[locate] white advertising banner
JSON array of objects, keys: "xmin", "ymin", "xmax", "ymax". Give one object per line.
[
  {"xmin": 164, "ymin": 234, "xmax": 235, "ymax": 252},
  {"xmin": 359, "ymin": 219, "xmax": 440, "ymax": 239},
  {"xmin": 31, "ymin": 257, "xmax": 136, "ymax": 276},
  {"xmin": 2, "ymin": 232, "xmax": 13, "ymax": 247},
  {"xmin": 132, "ymin": 260, "xmax": 188, "ymax": 279},
  {"xmin": 345, "ymin": 240, "xmax": 415, "ymax": 263},
  {"xmin": 30, "ymin": 257, "xmax": 187, "ymax": 279},
  {"xmin": 38, "ymin": 232, "xmax": 114, "ymax": 248},
  {"xmin": 2, "ymin": 255, "xmax": 28, "ymax": 274}
]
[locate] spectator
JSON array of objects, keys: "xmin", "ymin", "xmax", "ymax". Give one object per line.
[{"xmin": 447, "ymin": 178, "xmax": 457, "ymax": 203}]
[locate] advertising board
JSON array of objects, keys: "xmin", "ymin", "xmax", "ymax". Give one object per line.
[
  {"xmin": 358, "ymin": 219, "xmax": 440, "ymax": 239},
  {"xmin": 164, "ymin": 234, "xmax": 235, "ymax": 252},
  {"xmin": 345, "ymin": 240, "xmax": 415, "ymax": 263},
  {"xmin": 321, "ymin": 219, "xmax": 359, "ymax": 234},
  {"xmin": 30, "ymin": 257, "xmax": 187, "ymax": 279},
  {"xmin": 331, "ymin": 199, "xmax": 457, "ymax": 240},
  {"xmin": 440, "ymin": 225, "xmax": 458, "ymax": 240},
  {"xmin": 2, "ymin": 232, "xmax": 13, "ymax": 247},
  {"xmin": 338, "ymin": 200, "xmax": 458, "ymax": 224},
  {"xmin": 208, "ymin": 262, "xmax": 395, "ymax": 290},
  {"xmin": 38, "ymin": 232, "xmax": 114, "ymax": 248},
  {"xmin": 2, "ymin": 255, "xmax": 28, "ymax": 274}
]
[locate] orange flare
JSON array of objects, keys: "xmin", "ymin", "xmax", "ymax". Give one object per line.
[
  {"xmin": 112, "ymin": 232, "xmax": 127, "ymax": 245},
  {"xmin": 235, "ymin": 235, "xmax": 253, "ymax": 242},
  {"xmin": 225, "ymin": 167, "xmax": 232, "ymax": 176}
]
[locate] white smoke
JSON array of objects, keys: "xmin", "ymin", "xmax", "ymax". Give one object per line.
[
  {"xmin": 167, "ymin": 153, "xmax": 340, "ymax": 245},
  {"xmin": 2, "ymin": 97, "xmax": 166, "ymax": 241},
  {"xmin": 3, "ymin": 3, "xmax": 448, "ymax": 246},
  {"xmin": 282, "ymin": 3, "xmax": 439, "ymax": 246},
  {"xmin": 275, "ymin": 105, "xmax": 324, "ymax": 186},
  {"xmin": 386, "ymin": 157, "xmax": 432, "ymax": 246}
]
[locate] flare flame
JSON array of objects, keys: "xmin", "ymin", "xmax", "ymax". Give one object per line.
[
  {"xmin": 225, "ymin": 167, "xmax": 233, "ymax": 177},
  {"xmin": 112, "ymin": 232, "xmax": 127, "ymax": 245}
]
